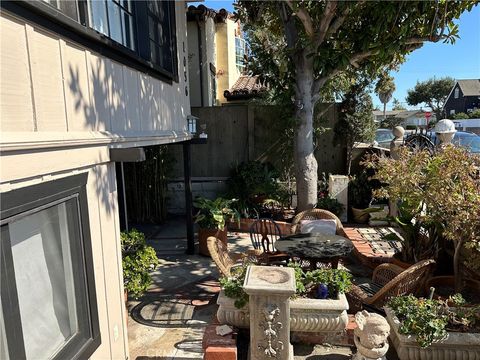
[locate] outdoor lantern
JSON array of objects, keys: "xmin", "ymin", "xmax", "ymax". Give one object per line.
[
  {"xmin": 434, "ymin": 119, "xmax": 456, "ymax": 146},
  {"xmin": 187, "ymin": 115, "xmax": 198, "ymax": 134}
]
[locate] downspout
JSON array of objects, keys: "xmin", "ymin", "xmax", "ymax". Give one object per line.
[{"xmin": 196, "ymin": 15, "xmax": 204, "ymax": 106}]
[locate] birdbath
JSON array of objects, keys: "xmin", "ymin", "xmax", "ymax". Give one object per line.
[{"xmin": 243, "ymin": 265, "xmax": 296, "ymax": 360}]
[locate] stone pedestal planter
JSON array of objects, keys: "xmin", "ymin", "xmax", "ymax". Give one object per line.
[
  {"xmin": 385, "ymin": 307, "xmax": 480, "ymax": 360},
  {"xmin": 217, "ymin": 291, "xmax": 349, "ymax": 333}
]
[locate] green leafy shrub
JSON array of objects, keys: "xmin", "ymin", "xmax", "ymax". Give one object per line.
[
  {"xmin": 316, "ymin": 196, "xmax": 345, "ymax": 217},
  {"xmin": 121, "ymin": 229, "xmax": 159, "ymax": 299},
  {"xmin": 193, "ymin": 197, "xmax": 239, "ymax": 229},
  {"xmin": 219, "ymin": 262, "xmax": 251, "ymax": 309},
  {"xmin": 366, "ymin": 146, "xmax": 480, "ymax": 290},
  {"xmin": 453, "ymin": 112, "xmax": 469, "ymax": 119},
  {"xmin": 387, "ymin": 294, "xmax": 480, "ymax": 348},
  {"xmin": 221, "ymin": 261, "xmax": 352, "ymax": 309},
  {"xmin": 226, "ymin": 161, "xmax": 287, "ymax": 217},
  {"xmin": 348, "ymin": 170, "xmax": 374, "ymax": 209}
]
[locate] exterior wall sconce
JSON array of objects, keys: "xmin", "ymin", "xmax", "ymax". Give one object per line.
[{"xmin": 187, "ymin": 115, "xmax": 198, "ymax": 135}]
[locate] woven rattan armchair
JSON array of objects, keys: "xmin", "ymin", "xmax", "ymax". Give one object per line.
[
  {"xmin": 207, "ymin": 236, "xmax": 245, "ymax": 278},
  {"xmin": 291, "ymin": 209, "xmax": 347, "ymax": 237},
  {"xmin": 207, "ymin": 236, "xmax": 262, "ymax": 278},
  {"xmin": 346, "ymin": 259, "xmax": 436, "ymax": 312}
]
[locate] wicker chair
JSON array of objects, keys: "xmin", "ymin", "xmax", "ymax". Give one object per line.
[
  {"xmin": 249, "ymin": 218, "xmax": 289, "ymax": 265},
  {"xmin": 291, "ymin": 209, "xmax": 347, "ymax": 237},
  {"xmin": 207, "ymin": 236, "xmax": 258, "ymax": 278},
  {"xmin": 346, "ymin": 259, "xmax": 436, "ymax": 312}
]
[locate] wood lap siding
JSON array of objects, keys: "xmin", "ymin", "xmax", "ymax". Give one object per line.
[
  {"xmin": 0, "ymin": 15, "xmax": 34, "ymax": 131},
  {"xmin": 0, "ymin": 2, "xmax": 189, "ymax": 137}
]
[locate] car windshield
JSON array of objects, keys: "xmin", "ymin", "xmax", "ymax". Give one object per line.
[{"xmin": 375, "ymin": 130, "xmax": 394, "ymax": 142}]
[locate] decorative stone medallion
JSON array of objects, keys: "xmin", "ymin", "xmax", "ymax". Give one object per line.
[{"xmin": 257, "ymin": 269, "xmax": 290, "ymax": 284}]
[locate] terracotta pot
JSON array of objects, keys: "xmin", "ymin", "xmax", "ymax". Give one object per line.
[
  {"xmin": 198, "ymin": 227, "xmax": 227, "ymax": 257},
  {"xmin": 351, "ymin": 207, "xmax": 370, "ymax": 224},
  {"xmin": 425, "ymin": 276, "xmax": 480, "ymax": 299}
]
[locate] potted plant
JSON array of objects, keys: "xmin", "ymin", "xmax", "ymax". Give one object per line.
[
  {"xmin": 217, "ymin": 262, "xmax": 352, "ymax": 333},
  {"xmin": 226, "ymin": 161, "xmax": 290, "ymax": 220},
  {"xmin": 366, "ymin": 146, "xmax": 480, "ymax": 293},
  {"xmin": 348, "ymin": 170, "xmax": 376, "ymax": 223},
  {"xmin": 385, "ymin": 294, "xmax": 480, "ymax": 360},
  {"xmin": 121, "ymin": 228, "xmax": 159, "ymax": 299},
  {"xmin": 194, "ymin": 197, "xmax": 239, "ymax": 256}
]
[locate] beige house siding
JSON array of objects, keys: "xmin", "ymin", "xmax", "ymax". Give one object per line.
[
  {"xmin": 0, "ymin": 2, "xmax": 191, "ymax": 359},
  {"xmin": 1, "ymin": 3, "xmax": 190, "ymax": 143}
]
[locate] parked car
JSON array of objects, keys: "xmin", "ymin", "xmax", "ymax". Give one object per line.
[
  {"xmin": 430, "ymin": 131, "xmax": 480, "ymax": 154},
  {"xmin": 374, "ymin": 129, "xmax": 395, "ymax": 149}
]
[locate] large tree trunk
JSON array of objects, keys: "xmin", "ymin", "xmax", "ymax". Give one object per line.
[{"xmin": 294, "ymin": 54, "xmax": 317, "ymax": 211}]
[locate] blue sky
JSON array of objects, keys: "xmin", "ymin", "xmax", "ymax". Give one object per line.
[{"xmin": 198, "ymin": 1, "xmax": 480, "ymax": 110}]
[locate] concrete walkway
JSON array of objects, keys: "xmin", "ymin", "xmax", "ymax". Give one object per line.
[{"xmin": 127, "ymin": 217, "xmax": 252, "ymax": 360}]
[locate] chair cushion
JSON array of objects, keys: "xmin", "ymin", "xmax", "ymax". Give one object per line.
[
  {"xmin": 300, "ymin": 219, "xmax": 337, "ymax": 235},
  {"xmin": 357, "ymin": 282, "xmax": 383, "ymax": 296}
]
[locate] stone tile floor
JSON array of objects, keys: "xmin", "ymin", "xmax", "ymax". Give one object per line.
[
  {"xmin": 356, "ymin": 227, "xmax": 403, "ymax": 256},
  {"xmin": 126, "ymin": 217, "xmax": 376, "ymax": 360}
]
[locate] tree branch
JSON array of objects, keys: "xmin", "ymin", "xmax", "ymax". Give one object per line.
[
  {"xmin": 404, "ymin": 34, "xmax": 445, "ymax": 45},
  {"xmin": 313, "ymin": 1, "xmax": 338, "ymax": 46},
  {"xmin": 286, "ymin": 0, "xmax": 314, "ymax": 37}
]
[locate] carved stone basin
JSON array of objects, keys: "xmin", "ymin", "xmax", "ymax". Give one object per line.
[{"xmin": 216, "ymin": 290, "xmax": 349, "ymax": 333}]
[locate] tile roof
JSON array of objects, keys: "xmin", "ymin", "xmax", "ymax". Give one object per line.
[
  {"xmin": 457, "ymin": 79, "xmax": 480, "ymax": 96},
  {"xmin": 224, "ymin": 75, "xmax": 267, "ymax": 100},
  {"xmin": 186, "ymin": 5, "xmax": 230, "ymax": 23}
]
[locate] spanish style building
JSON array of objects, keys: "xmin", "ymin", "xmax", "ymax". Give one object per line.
[{"xmin": 186, "ymin": 5, "xmax": 246, "ymax": 106}]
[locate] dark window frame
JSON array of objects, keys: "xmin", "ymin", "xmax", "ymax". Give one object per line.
[
  {"xmin": 1, "ymin": 0, "xmax": 178, "ymax": 83},
  {"xmin": 0, "ymin": 173, "xmax": 101, "ymax": 360}
]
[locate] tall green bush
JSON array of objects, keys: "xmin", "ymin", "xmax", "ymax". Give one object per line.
[{"xmin": 121, "ymin": 229, "xmax": 159, "ymax": 299}]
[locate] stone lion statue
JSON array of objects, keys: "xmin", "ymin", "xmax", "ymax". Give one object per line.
[{"xmin": 353, "ymin": 310, "xmax": 390, "ymax": 360}]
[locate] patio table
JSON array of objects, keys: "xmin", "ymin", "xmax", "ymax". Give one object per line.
[{"xmin": 275, "ymin": 233, "xmax": 353, "ymax": 269}]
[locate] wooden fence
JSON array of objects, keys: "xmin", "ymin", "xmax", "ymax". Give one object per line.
[{"xmin": 168, "ymin": 103, "xmax": 346, "ymax": 178}]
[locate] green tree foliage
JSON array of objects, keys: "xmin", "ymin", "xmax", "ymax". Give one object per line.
[
  {"xmin": 375, "ymin": 72, "xmax": 396, "ymax": 120},
  {"xmin": 236, "ymin": 0, "xmax": 477, "ymax": 210},
  {"xmin": 392, "ymin": 98, "xmax": 407, "ymax": 111},
  {"xmin": 406, "ymin": 77, "xmax": 456, "ymax": 119},
  {"xmin": 334, "ymin": 82, "xmax": 376, "ymax": 175}
]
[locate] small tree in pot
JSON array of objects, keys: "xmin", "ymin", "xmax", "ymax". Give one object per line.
[
  {"xmin": 367, "ymin": 146, "xmax": 480, "ymax": 292},
  {"xmin": 194, "ymin": 197, "xmax": 239, "ymax": 256}
]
